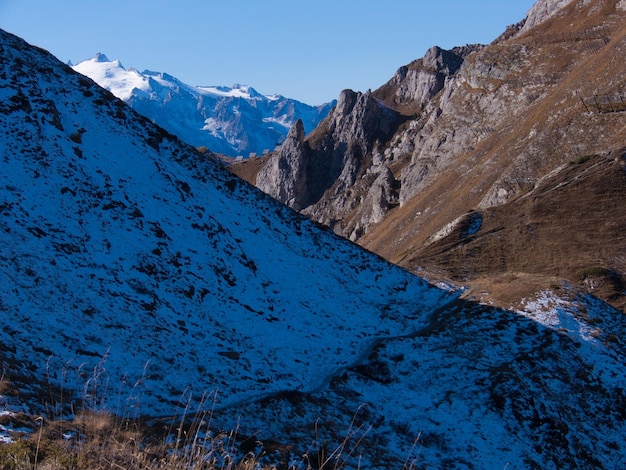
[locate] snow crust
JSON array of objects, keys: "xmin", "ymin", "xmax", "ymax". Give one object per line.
[
  {"xmin": 197, "ymin": 84, "xmax": 260, "ymax": 99},
  {"xmin": 0, "ymin": 28, "xmax": 454, "ymax": 418}
]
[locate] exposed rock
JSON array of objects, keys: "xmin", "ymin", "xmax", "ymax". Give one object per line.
[
  {"xmin": 257, "ymin": 89, "xmax": 402, "ymax": 215},
  {"xmin": 375, "ymin": 45, "xmax": 477, "ymax": 113},
  {"xmin": 520, "ymin": 0, "xmax": 576, "ymax": 31},
  {"xmin": 256, "ymin": 119, "xmax": 308, "ymax": 208},
  {"xmin": 369, "ymin": 166, "xmax": 398, "ymax": 224},
  {"xmin": 254, "ymin": 47, "xmax": 471, "ymax": 240}
]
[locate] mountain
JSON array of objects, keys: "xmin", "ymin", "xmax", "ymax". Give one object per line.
[
  {"xmin": 0, "ymin": 29, "xmax": 452, "ymax": 417},
  {"xmin": 233, "ymin": 0, "xmax": 626, "ymax": 314},
  {"xmin": 1, "ymin": 10, "xmax": 626, "ymax": 469},
  {"xmin": 72, "ymin": 53, "xmax": 335, "ymax": 157}
]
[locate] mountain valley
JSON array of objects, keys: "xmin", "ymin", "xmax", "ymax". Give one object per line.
[
  {"xmin": 0, "ymin": 0, "xmax": 625, "ymax": 468},
  {"xmin": 232, "ymin": 0, "xmax": 626, "ymax": 315}
]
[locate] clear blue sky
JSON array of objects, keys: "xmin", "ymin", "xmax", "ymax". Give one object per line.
[{"xmin": 0, "ymin": 0, "xmax": 536, "ymax": 104}]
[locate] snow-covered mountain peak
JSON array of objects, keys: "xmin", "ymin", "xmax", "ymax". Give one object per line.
[
  {"xmin": 72, "ymin": 54, "xmax": 335, "ymax": 156},
  {"xmin": 196, "ymin": 83, "xmax": 262, "ymax": 99},
  {"xmin": 73, "ymin": 53, "xmax": 146, "ymax": 100},
  {"xmin": 92, "ymin": 51, "xmax": 111, "ymax": 63}
]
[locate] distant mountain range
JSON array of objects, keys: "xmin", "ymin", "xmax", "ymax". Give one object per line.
[{"xmin": 72, "ymin": 53, "xmax": 335, "ymax": 157}]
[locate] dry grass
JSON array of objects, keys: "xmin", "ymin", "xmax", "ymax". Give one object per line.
[
  {"xmin": 458, "ymin": 272, "xmax": 570, "ymax": 309},
  {"xmin": 227, "ymin": 155, "xmax": 271, "ymax": 185},
  {"xmin": 0, "ymin": 382, "xmax": 380, "ymax": 470},
  {"xmin": 411, "ymin": 154, "xmax": 626, "ymax": 312},
  {"xmin": 0, "ymin": 408, "xmax": 271, "ymax": 470},
  {"xmin": 0, "ymin": 410, "xmax": 382, "ymax": 470}
]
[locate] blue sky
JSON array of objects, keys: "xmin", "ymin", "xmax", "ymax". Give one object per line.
[{"xmin": 1, "ymin": 0, "xmax": 536, "ymax": 104}]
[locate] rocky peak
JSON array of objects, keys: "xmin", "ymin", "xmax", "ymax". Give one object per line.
[
  {"xmin": 255, "ymin": 119, "xmax": 308, "ymax": 209},
  {"xmin": 256, "ymin": 90, "xmax": 403, "ymax": 214},
  {"xmin": 334, "ymin": 88, "xmax": 359, "ymax": 116},
  {"xmin": 374, "ymin": 46, "xmax": 472, "ymax": 114},
  {"xmin": 521, "ymin": 0, "xmax": 576, "ymax": 31},
  {"xmin": 254, "ymin": 45, "xmax": 475, "ymax": 240},
  {"xmin": 422, "ymin": 46, "xmax": 464, "ymax": 75},
  {"xmin": 327, "ymin": 89, "xmax": 400, "ymax": 148},
  {"xmin": 286, "ymin": 117, "xmax": 305, "ymax": 142},
  {"xmin": 92, "ymin": 52, "xmax": 111, "ymax": 62}
]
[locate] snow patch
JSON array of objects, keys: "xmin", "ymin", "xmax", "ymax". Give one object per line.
[
  {"xmin": 196, "ymin": 84, "xmax": 260, "ymax": 100},
  {"xmin": 262, "ymin": 116, "xmax": 291, "ymax": 129},
  {"xmin": 517, "ymin": 290, "xmax": 599, "ymax": 342}
]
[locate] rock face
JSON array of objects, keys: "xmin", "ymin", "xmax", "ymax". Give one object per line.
[
  {"xmin": 376, "ymin": 45, "xmax": 477, "ymax": 113},
  {"xmin": 239, "ymin": 0, "xmax": 626, "ymax": 311},
  {"xmin": 522, "ymin": 0, "xmax": 576, "ymax": 31},
  {"xmin": 255, "ymin": 44, "xmax": 480, "ymax": 239},
  {"xmin": 255, "ymin": 118, "xmax": 308, "ymax": 208},
  {"xmin": 257, "ymin": 89, "xmax": 403, "ymax": 225}
]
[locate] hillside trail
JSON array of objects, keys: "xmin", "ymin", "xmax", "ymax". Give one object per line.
[
  {"xmin": 307, "ymin": 295, "xmax": 470, "ymax": 395},
  {"xmin": 196, "ymin": 294, "xmax": 469, "ymax": 413}
]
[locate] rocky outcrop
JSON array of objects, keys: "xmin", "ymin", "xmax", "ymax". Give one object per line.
[
  {"xmin": 398, "ymin": 40, "xmax": 538, "ymax": 206},
  {"xmin": 257, "ymin": 89, "xmax": 403, "ymax": 219},
  {"xmin": 521, "ymin": 0, "xmax": 576, "ymax": 31},
  {"xmin": 252, "ymin": 0, "xmax": 623, "ymax": 243},
  {"xmin": 255, "ymin": 119, "xmax": 308, "ymax": 208},
  {"xmin": 375, "ymin": 45, "xmax": 477, "ymax": 113},
  {"xmin": 255, "ymin": 46, "xmax": 470, "ymax": 238},
  {"xmin": 344, "ymin": 166, "xmax": 399, "ymax": 242}
]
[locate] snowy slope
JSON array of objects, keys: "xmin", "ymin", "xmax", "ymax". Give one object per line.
[
  {"xmin": 72, "ymin": 54, "xmax": 335, "ymax": 156},
  {"xmin": 229, "ymin": 292, "xmax": 626, "ymax": 469},
  {"xmin": 1, "ymin": 29, "xmax": 626, "ymax": 469},
  {"xmin": 0, "ymin": 30, "xmax": 451, "ymax": 413}
]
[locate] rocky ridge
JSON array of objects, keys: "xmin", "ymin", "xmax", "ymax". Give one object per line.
[{"xmin": 256, "ymin": 89, "xmax": 403, "ymax": 220}]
